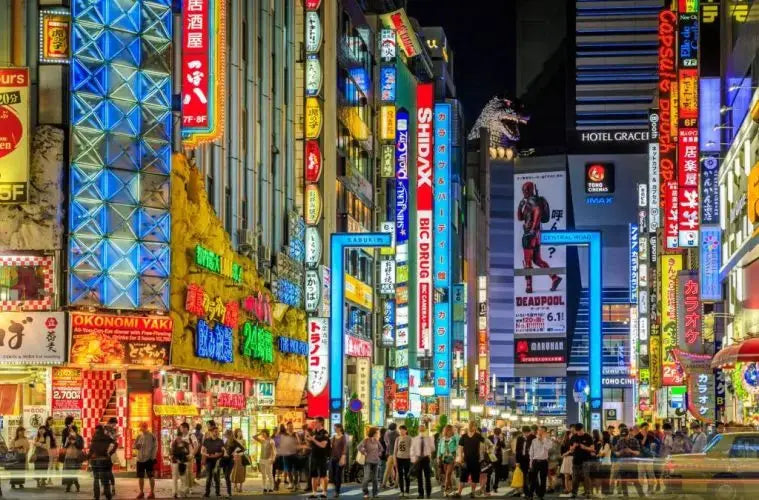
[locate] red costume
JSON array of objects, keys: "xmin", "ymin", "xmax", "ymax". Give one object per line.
[{"xmin": 517, "ymin": 181, "xmax": 561, "ymax": 294}]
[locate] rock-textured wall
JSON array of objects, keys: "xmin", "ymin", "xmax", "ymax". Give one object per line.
[
  {"xmin": 0, "ymin": 125, "xmax": 64, "ymax": 250},
  {"xmin": 170, "ymin": 153, "xmax": 307, "ymax": 379}
]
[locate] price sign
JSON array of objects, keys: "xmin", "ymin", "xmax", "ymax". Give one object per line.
[{"xmin": 51, "ymin": 367, "xmax": 83, "ymax": 417}]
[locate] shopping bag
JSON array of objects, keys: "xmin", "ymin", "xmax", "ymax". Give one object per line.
[{"xmin": 511, "ymin": 464, "xmax": 524, "ymax": 489}]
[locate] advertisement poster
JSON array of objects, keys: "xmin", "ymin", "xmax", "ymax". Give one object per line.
[
  {"xmin": 513, "ymin": 170, "xmax": 567, "ymax": 335},
  {"xmin": 0, "ymin": 312, "xmax": 65, "ymax": 364},
  {"xmin": 51, "ymin": 367, "xmax": 83, "ymax": 419},
  {"xmin": 306, "ymin": 317, "xmax": 328, "ymax": 417},
  {"xmin": 69, "ymin": 312, "xmax": 172, "ymax": 366},
  {"xmin": 515, "ymin": 338, "xmax": 566, "ymax": 364},
  {"xmin": 0, "ymin": 67, "xmax": 30, "ymax": 203},
  {"xmin": 661, "ymin": 254, "xmax": 684, "ymax": 385},
  {"xmin": 40, "ymin": 10, "xmax": 70, "ymax": 63}
]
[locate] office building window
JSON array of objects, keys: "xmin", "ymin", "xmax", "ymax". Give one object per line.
[{"xmin": 603, "ymin": 304, "xmax": 630, "ymax": 324}]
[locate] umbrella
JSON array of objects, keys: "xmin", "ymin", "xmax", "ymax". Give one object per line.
[{"xmin": 711, "ymin": 338, "xmax": 759, "ymax": 369}]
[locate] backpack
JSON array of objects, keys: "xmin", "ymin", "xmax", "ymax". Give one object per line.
[{"xmin": 535, "ymin": 191, "xmax": 550, "ymax": 223}]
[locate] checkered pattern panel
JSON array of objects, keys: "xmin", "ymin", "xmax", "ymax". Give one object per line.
[
  {"xmin": 115, "ymin": 384, "xmax": 127, "ymax": 448},
  {"xmin": 81, "ymin": 370, "xmax": 115, "ymax": 445},
  {"xmin": 0, "ymin": 255, "xmax": 54, "ymax": 311}
]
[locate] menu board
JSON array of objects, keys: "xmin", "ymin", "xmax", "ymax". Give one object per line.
[
  {"xmin": 70, "ymin": 312, "xmax": 172, "ymax": 366},
  {"xmin": 51, "ymin": 367, "xmax": 83, "ymax": 419},
  {"xmin": 127, "ymin": 392, "xmax": 153, "ymax": 461}
]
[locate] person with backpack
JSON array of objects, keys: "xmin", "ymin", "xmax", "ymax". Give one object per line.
[{"xmin": 516, "ymin": 181, "xmax": 562, "ymax": 294}]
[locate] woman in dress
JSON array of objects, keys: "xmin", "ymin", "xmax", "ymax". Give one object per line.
[
  {"xmin": 220, "ymin": 429, "xmax": 243, "ymax": 497},
  {"xmin": 560, "ymin": 428, "xmax": 574, "ymax": 496},
  {"xmin": 10, "ymin": 427, "xmax": 29, "ymax": 489},
  {"xmin": 170, "ymin": 427, "xmax": 191, "ymax": 499},
  {"xmin": 62, "ymin": 425, "xmax": 84, "ymax": 493},
  {"xmin": 32, "ymin": 426, "xmax": 51, "ymax": 488},
  {"xmin": 437, "ymin": 425, "xmax": 458, "ymax": 495},
  {"xmin": 230, "ymin": 428, "xmax": 248, "ymax": 492}
]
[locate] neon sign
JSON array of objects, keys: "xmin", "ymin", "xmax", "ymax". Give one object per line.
[
  {"xmin": 196, "ymin": 319, "xmax": 232, "ymax": 363},
  {"xmin": 195, "ymin": 245, "xmax": 243, "ymax": 283},
  {"xmin": 416, "ymin": 83, "xmax": 434, "ymax": 356},
  {"xmin": 185, "ymin": 283, "xmax": 239, "ymax": 328},
  {"xmin": 433, "ymin": 103, "xmax": 451, "ymax": 396},
  {"xmin": 658, "ymin": 9, "xmax": 678, "ymax": 250},
  {"xmin": 240, "ymin": 322, "xmax": 273, "ymax": 363},
  {"xmin": 278, "ymin": 336, "xmax": 307, "ymax": 356}
]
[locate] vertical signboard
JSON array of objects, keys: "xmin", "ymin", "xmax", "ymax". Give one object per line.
[
  {"xmin": 307, "ymin": 317, "xmax": 329, "ymax": 417},
  {"xmin": 699, "ymin": 225, "xmax": 722, "ymax": 301},
  {"xmin": 513, "ymin": 170, "xmax": 567, "ymax": 335},
  {"xmin": 0, "ymin": 67, "xmax": 30, "ymax": 204},
  {"xmin": 677, "ymin": 12, "xmax": 699, "ymax": 247},
  {"xmin": 477, "ymin": 276, "xmax": 489, "ymax": 399},
  {"xmin": 416, "ymin": 83, "xmax": 434, "ymax": 356},
  {"xmin": 630, "ymin": 224, "xmax": 639, "ymax": 303},
  {"xmin": 677, "ymin": 271, "xmax": 702, "ymax": 354},
  {"xmin": 661, "ymin": 254, "xmax": 684, "ymax": 385},
  {"xmin": 700, "ymin": 154, "xmax": 720, "ymax": 225},
  {"xmin": 658, "ymin": 10, "xmax": 678, "ymax": 250},
  {"xmin": 648, "ymin": 110, "xmax": 660, "ymax": 233},
  {"xmin": 395, "ymin": 108, "xmax": 410, "ymax": 377},
  {"xmin": 433, "ymin": 103, "xmax": 451, "ymax": 396}
]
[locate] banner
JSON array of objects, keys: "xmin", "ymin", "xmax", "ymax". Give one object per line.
[
  {"xmin": 307, "ymin": 317, "xmax": 329, "ymax": 417},
  {"xmin": 433, "ymin": 103, "xmax": 451, "ymax": 395},
  {"xmin": 513, "ymin": 170, "xmax": 567, "ymax": 335},
  {"xmin": 69, "ymin": 312, "xmax": 171, "ymax": 366},
  {"xmin": 0, "ymin": 67, "xmax": 30, "ymax": 203},
  {"xmin": 677, "ymin": 272, "xmax": 702, "ymax": 353},
  {"xmin": 416, "ymin": 83, "xmax": 434, "ymax": 355},
  {"xmin": 661, "ymin": 255, "xmax": 684, "ymax": 385},
  {"xmin": 700, "ymin": 225, "xmax": 722, "ymax": 301},
  {"xmin": 514, "ymin": 338, "xmax": 566, "ymax": 364},
  {"xmin": 658, "ymin": 10, "xmax": 678, "ymax": 249},
  {"xmin": 371, "ymin": 365, "xmax": 385, "ymax": 427},
  {"xmin": 0, "ymin": 312, "xmax": 65, "ymax": 364}
]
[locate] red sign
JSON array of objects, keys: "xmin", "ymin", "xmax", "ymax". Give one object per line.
[
  {"xmin": 305, "ymin": 140, "xmax": 322, "ymax": 183},
  {"xmin": 217, "ymin": 392, "xmax": 245, "ymax": 409},
  {"xmin": 307, "ymin": 318, "xmax": 329, "ymax": 418},
  {"xmin": 305, "ymin": 0, "xmax": 321, "ymax": 9},
  {"xmin": 384, "ymin": 378, "xmax": 396, "ymax": 402},
  {"xmin": 186, "ymin": 283, "xmax": 239, "ymax": 328},
  {"xmin": 659, "ymin": 9, "xmax": 678, "ymax": 250},
  {"xmin": 182, "ymin": 0, "xmax": 210, "ymax": 129},
  {"xmin": 51, "ymin": 367, "xmax": 83, "ymax": 416},
  {"xmin": 416, "ymin": 82, "xmax": 434, "ymax": 355},
  {"xmin": 394, "ymin": 390, "xmax": 408, "ymax": 413},
  {"xmin": 345, "ymin": 334, "xmax": 372, "ymax": 358},
  {"xmin": 677, "ymin": 128, "xmax": 699, "ymax": 246},
  {"xmin": 478, "ymin": 369, "xmax": 489, "ymax": 399},
  {"xmin": 682, "ymin": 277, "xmax": 701, "ymax": 346},
  {"xmin": 70, "ymin": 312, "xmax": 172, "ymax": 366},
  {"xmin": 242, "ymin": 292, "xmax": 272, "ymax": 326}
]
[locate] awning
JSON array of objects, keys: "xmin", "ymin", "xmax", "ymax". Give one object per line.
[{"xmin": 711, "ymin": 338, "xmax": 759, "ymax": 369}]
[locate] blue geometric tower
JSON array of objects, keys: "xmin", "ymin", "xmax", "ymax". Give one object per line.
[{"xmin": 69, "ymin": 0, "xmax": 173, "ymax": 310}]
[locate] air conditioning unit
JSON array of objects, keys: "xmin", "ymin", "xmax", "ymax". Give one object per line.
[
  {"xmin": 259, "ymin": 245, "xmax": 272, "ymax": 266},
  {"xmin": 238, "ymin": 229, "xmax": 256, "ymax": 247}
]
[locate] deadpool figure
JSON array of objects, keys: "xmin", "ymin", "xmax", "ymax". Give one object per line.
[{"xmin": 517, "ymin": 181, "xmax": 562, "ymax": 294}]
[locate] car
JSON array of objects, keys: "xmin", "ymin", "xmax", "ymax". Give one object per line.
[{"xmin": 666, "ymin": 432, "xmax": 759, "ymax": 500}]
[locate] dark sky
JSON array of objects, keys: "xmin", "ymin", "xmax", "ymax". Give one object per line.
[{"xmin": 406, "ymin": 0, "xmax": 516, "ymax": 129}]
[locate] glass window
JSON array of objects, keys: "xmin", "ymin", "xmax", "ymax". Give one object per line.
[
  {"xmin": 603, "ymin": 304, "xmax": 630, "ymax": 323},
  {"xmin": 728, "ymin": 437, "xmax": 759, "ymax": 458}
]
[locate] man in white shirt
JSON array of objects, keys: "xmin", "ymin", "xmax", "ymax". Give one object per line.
[
  {"xmin": 528, "ymin": 426, "xmax": 552, "ymax": 500},
  {"xmin": 410, "ymin": 425, "xmax": 435, "ymax": 499}
]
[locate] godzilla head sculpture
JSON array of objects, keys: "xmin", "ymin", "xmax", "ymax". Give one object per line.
[{"xmin": 467, "ymin": 97, "xmax": 530, "ymax": 150}]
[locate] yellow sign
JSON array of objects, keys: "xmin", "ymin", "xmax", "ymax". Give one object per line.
[
  {"xmin": 0, "ymin": 68, "xmax": 30, "ymax": 203},
  {"xmin": 305, "ymin": 184, "xmax": 322, "ymax": 225},
  {"xmin": 154, "ymin": 404, "xmax": 199, "ymax": 416},
  {"xmin": 650, "ymin": 335, "xmax": 661, "ymax": 390},
  {"xmin": 380, "ymin": 106, "xmax": 396, "ymax": 141},
  {"xmin": 661, "ymin": 253, "xmax": 683, "ymax": 384},
  {"xmin": 381, "ymin": 144, "xmax": 395, "ymax": 178},
  {"xmin": 338, "ymin": 106, "xmax": 369, "ymax": 141},
  {"xmin": 305, "ymin": 97, "xmax": 322, "ymax": 139},
  {"xmin": 748, "ymin": 163, "xmax": 759, "ymax": 225},
  {"xmin": 670, "ymin": 81, "xmax": 678, "ymax": 138},
  {"xmin": 345, "ymin": 273, "xmax": 373, "ymax": 310},
  {"xmin": 40, "ymin": 11, "xmax": 70, "ymax": 62}
]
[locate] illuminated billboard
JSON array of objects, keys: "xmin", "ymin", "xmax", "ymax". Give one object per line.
[
  {"xmin": 416, "ymin": 83, "xmax": 434, "ymax": 356},
  {"xmin": 433, "ymin": 103, "xmax": 451, "ymax": 396}
]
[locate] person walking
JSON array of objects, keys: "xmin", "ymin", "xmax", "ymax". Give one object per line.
[
  {"xmin": 453, "ymin": 421, "xmax": 484, "ymax": 499},
  {"xmin": 104, "ymin": 417, "xmax": 119, "ymax": 497},
  {"xmin": 178, "ymin": 422, "xmax": 198, "ymax": 495},
  {"xmin": 613, "ymin": 426, "xmax": 644, "ymax": 498},
  {"xmin": 170, "ymin": 427, "xmax": 191, "ymax": 499},
  {"xmin": 134, "ymin": 421, "xmax": 158, "ymax": 499},
  {"xmin": 220, "ymin": 429, "xmax": 242, "ymax": 497},
  {"xmin": 201, "ymin": 424, "xmax": 225, "ymax": 498},
  {"xmin": 358, "ymin": 427, "xmax": 382, "ymax": 499},
  {"xmin": 308, "ymin": 416, "xmax": 331, "ymax": 499},
  {"xmin": 489, "ymin": 427, "xmax": 508, "ymax": 494},
  {"xmin": 278, "ymin": 423, "xmax": 297, "ymax": 491},
  {"xmin": 382, "ymin": 422, "xmax": 399, "ymax": 488},
  {"xmin": 638, "ymin": 424, "xmax": 659, "ymax": 494},
  {"xmin": 62, "ymin": 424, "xmax": 84, "ymax": 493},
  {"xmin": 595, "ymin": 431, "xmax": 612, "ymax": 496},
  {"xmin": 230, "ymin": 429, "xmax": 248, "ymax": 493},
  {"xmin": 253, "ymin": 429, "xmax": 274, "ymax": 493},
  {"xmin": 43, "ymin": 416, "xmax": 57, "ymax": 486},
  {"xmin": 528, "ymin": 426, "xmax": 552, "ymax": 500},
  {"xmin": 394, "ymin": 425, "xmax": 413, "ymax": 498},
  {"xmin": 478, "ymin": 430, "xmax": 495, "ymax": 496},
  {"xmin": 329, "ymin": 424, "xmax": 348, "ymax": 498},
  {"xmin": 690, "ymin": 422, "xmax": 708, "ymax": 453},
  {"xmin": 568, "ymin": 423, "xmax": 594, "ymax": 499},
  {"xmin": 438, "ymin": 424, "xmax": 458, "ymax": 495},
  {"xmin": 9, "ymin": 427, "xmax": 29, "ymax": 490},
  {"xmin": 32, "ymin": 426, "xmax": 51, "ymax": 488},
  {"xmin": 88, "ymin": 425, "xmax": 116, "ymax": 500},
  {"xmin": 411, "ymin": 424, "xmax": 434, "ymax": 499},
  {"xmin": 516, "ymin": 426, "xmax": 535, "ymax": 498},
  {"xmin": 559, "ymin": 427, "xmax": 574, "ymax": 497}
]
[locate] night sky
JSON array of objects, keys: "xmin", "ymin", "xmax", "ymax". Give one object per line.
[{"xmin": 407, "ymin": 0, "xmax": 516, "ymax": 129}]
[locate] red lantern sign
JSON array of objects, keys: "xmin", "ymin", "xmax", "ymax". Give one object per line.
[
  {"xmin": 305, "ymin": 0, "xmax": 321, "ymax": 9},
  {"xmin": 305, "ymin": 140, "xmax": 322, "ymax": 183}
]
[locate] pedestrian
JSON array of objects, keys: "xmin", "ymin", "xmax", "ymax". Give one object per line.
[
  {"xmin": 88, "ymin": 425, "xmax": 116, "ymax": 500},
  {"xmin": 230, "ymin": 428, "xmax": 248, "ymax": 492},
  {"xmin": 671, "ymin": 426, "xmax": 692, "ymax": 454},
  {"xmin": 613, "ymin": 426, "xmax": 644, "ymax": 497},
  {"xmin": 595, "ymin": 431, "xmax": 612, "ymax": 496},
  {"xmin": 358, "ymin": 427, "xmax": 382, "ymax": 499},
  {"xmin": 654, "ymin": 423, "xmax": 665, "ymax": 442},
  {"xmin": 170, "ymin": 427, "xmax": 191, "ymax": 499},
  {"xmin": 394, "ymin": 424, "xmax": 413, "ymax": 498},
  {"xmin": 411, "ymin": 423, "xmax": 434, "ymax": 499},
  {"xmin": 489, "ymin": 427, "xmax": 507, "ymax": 493},
  {"xmin": 178, "ymin": 422, "xmax": 198, "ymax": 495},
  {"xmin": 280, "ymin": 422, "xmax": 298, "ymax": 491},
  {"xmin": 453, "ymin": 421, "xmax": 484, "ymax": 498},
  {"xmin": 193, "ymin": 423, "xmax": 203, "ymax": 483},
  {"xmin": 201, "ymin": 424, "xmax": 225, "ymax": 498},
  {"xmin": 516, "ymin": 425, "xmax": 535, "ymax": 498},
  {"xmin": 254, "ymin": 429, "xmax": 275, "ymax": 493},
  {"xmin": 104, "ymin": 417, "xmax": 119, "ymax": 497},
  {"xmin": 9, "ymin": 427, "xmax": 29, "ymax": 490},
  {"xmin": 220, "ymin": 429, "xmax": 241, "ymax": 497},
  {"xmin": 32, "ymin": 425, "xmax": 51, "ymax": 488},
  {"xmin": 528, "ymin": 426, "xmax": 552, "ymax": 500},
  {"xmin": 62, "ymin": 424, "xmax": 84, "ymax": 493},
  {"xmin": 382, "ymin": 422, "xmax": 398, "ymax": 488},
  {"xmin": 134, "ymin": 421, "xmax": 158, "ymax": 499},
  {"xmin": 43, "ymin": 416, "xmax": 57, "ymax": 485},
  {"xmin": 438, "ymin": 424, "xmax": 458, "ymax": 495},
  {"xmin": 568, "ymin": 423, "xmax": 594, "ymax": 499},
  {"xmin": 478, "ymin": 429, "xmax": 495, "ymax": 496},
  {"xmin": 559, "ymin": 427, "xmax": 574, "ymax": 497},
  {"xmin": 637, "ymin": 423, "xmax": 659, "ymax": 494},
  {"xmin": 690, "ymin": 421, "xmax": 708, "ymax": 453},
  {"xmin": 707, "ymin": 421, "xmax": 725, "ymax": 444},
  {"xmin": 307, "ymin": 416, "xmax": 331, "ymax": 499},
  {"xmin": 296, "ymin": 424, "xmax": 312, "ymax": 492},
  {"xmin": 329, "ymin": 423, "xmax": 348, "ymax": 498}
]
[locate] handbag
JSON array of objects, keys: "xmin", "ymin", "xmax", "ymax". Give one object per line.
[
  {"xmin": 511, "ymin": 464, "xmax": 524, "ymax": 489},
  {"xmin": 408, "ymin": 460, "xmax": 419, "ymax": 477},
  {"xmin": 355, "ymin": 450, "xmax": 366, "ymax": 465},
  {"xmin": 241, "ymin": 453, "xmax": 252, "ymax": 467}
]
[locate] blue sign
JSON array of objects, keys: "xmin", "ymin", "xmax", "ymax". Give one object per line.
[
  {"xmin": 395, "ymin": 367, "xmax": 409, "ymax": 390},
  {"xmin": 196, "ymin": 319, "xmax": 233, "ymax": 363},
  {"xmin": 586, "ymin": 196, "xmax": 614, "ymax": 205},
  {"xmin": 433, "ymin": 103, "xmax": 452, "ymax": 396},
  {"xmin": 278, "ymin": 336, "xmax": 308, "ymax": 356},
  {"xmin": 380, "ymin": 66, "xmax": 396, "ymax": 103},
  {"xmin": 395, "ymin": 108, "xmax": 410, "ymax": 246},
  {"xmin": 630, "ymin": 224, "xmax": 639, "ymax": 304},
  {"xmin": 701, "ymin": 155, "xmax": 720, "ymax": 224},
  {"xmin": 700, "ymin": 77, "xmax": 721, "ymax": 152},
  {"xmin": 276, "ymin": 279, "xmax": 302, "ymax": 307},
  {"xmin": 700, "ymin": 225, "xmax": 722, "ymax": 301},
  {"xmin": 382, "ymin": 299, "xmax": 395, "ymax": 347},
  {"xmin": 348, "ymin": 68, "xmax": 370, "ymax": 100}
]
